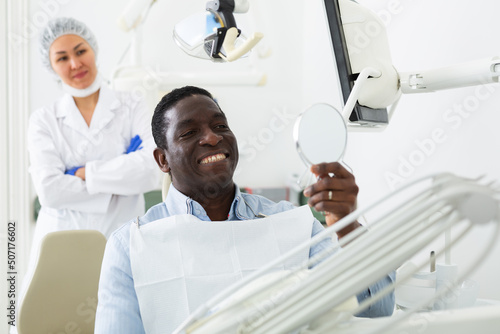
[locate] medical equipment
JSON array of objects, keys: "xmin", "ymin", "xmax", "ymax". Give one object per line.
[
  {"xmin": 173, "ymin": 0, "xmax": 263, "ymax": 62},
  {"xmin": 324, "ymin": 0, "xmax": 500, "ymax": 129},
  {"xmin": 117, "ymin": 0, "xmax": 262, "ymax": 63},
  {"xmin": 172, "ymin": 172, "xmax": 500, "ymax": 334},
  {"xmin": 112, "ymin": 0, "xmax": 266, "ymax": 103}
]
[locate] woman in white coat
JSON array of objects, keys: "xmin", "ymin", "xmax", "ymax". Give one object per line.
[
  {"xmin": 27, "ymin": 17, "xmax": 160, "ymax": 253},
  {"xmin": 10, "ymin": 17, "xmax": 159, "ymax": 334}
]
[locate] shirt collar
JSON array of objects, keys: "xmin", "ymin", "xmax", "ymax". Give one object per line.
[{"xmin": 164, "ymin": 183, "xmax": 254, "ymax": 221}]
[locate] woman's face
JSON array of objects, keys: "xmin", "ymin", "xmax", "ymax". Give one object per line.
[{"xmin": 49, "ymin": 34, "xmax": 97, "ymax": 89}]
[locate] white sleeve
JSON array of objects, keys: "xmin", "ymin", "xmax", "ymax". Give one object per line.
[
  {"xmin": 85, "ymin": 97, "xmax": 161, "ymax": 196},
  {"xmin": 28, "ymin": 111, "xmax": 112, "ymax": 213}
]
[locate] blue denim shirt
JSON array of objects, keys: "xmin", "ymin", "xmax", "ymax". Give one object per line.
[{"xmin": 95, "ymin": 185, "xmax": 395, "ymax": 333}]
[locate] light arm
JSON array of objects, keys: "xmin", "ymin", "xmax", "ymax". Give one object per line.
[
  {"xmin": 117, "ymin": 0, "xmax": 156, "ymax": 32},
  {"xmin": 219, "ymin": 28, "xmax": 264, "ymax": 62},
  {"xmin": 232, "ymin": 0, "xmax": 249, "ymax": 13},
  {"xmin": 399, "ymin": 57, "xmax": 500, "ymax": 94}
]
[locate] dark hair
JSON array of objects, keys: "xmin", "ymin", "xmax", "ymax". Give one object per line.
[{"xmin": 151, "ymin": 86, "xmax": 224, "ymax": 149}]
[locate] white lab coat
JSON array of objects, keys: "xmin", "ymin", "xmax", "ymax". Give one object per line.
[{"xmin": 27, "ymin": 85, "xmax": 160, "ymax": 253}]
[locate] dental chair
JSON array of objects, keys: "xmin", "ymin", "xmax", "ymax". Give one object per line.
[
  {"xmin": 17, "ymin": 230, "xmax": 106, "ymax": 334},
  {"xmin": 162, "ymin": 173, "xmax": 172, "ymax": 201}
]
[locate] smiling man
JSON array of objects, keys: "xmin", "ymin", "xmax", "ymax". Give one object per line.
[
  {"xmin": 94, "ymin": 86, "xmax": 395, "ymax": 333},
  {"xmin": 151, "ymin": 89, "xmax": 239, "ymax": 221}
]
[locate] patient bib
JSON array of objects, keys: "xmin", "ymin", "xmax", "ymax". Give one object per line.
[{"xmin": 130, "ymin": 205, "xmax": 313, "ymax": 334}]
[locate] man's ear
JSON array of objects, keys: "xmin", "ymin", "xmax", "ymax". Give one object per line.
[{"xmin": 153, "ymin": 147, "xmax": 170, "ymax": 173}]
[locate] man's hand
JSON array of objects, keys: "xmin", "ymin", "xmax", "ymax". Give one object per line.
[{"xmin": 303, "ymin": 162, "xmax": 360, "ymax": 238}]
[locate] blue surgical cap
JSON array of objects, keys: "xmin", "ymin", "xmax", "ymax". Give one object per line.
[{"xmin": 39, "ymin": 17, "xmax": 98, "ymax": 72}]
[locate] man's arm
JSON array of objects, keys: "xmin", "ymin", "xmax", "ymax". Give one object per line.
[
  {"xmin": 355, "ymin": 271, "xmax": 396, "ymax": 317},
  {"xmin": 95, "ymin": 228, "xmax": 145, "ymax": 334}
]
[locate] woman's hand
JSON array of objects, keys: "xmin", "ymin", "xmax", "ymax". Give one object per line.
[
  {"xmin": 125, "ymin": 135, "xmax": 143, "ymax": 154},
  {"xmin": 65, "ymin": 166, "xmax": 86, "ymax": 180},
  {"xmin": 75, "ymin": 167, "xmax": 86, "ymax": 180}
]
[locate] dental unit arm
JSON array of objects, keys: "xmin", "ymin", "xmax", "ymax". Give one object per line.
[
  {"xmin": 342, "ymin": 57, "xmax": 500, "ymax": 129},
  {"xmin": 172, "ymin": 173, "xmax": 500, "ymax": 334},
  {"xmin": 399, "ymin": 57, "xmax": 500, "ymax": 94},
  {"xmin": 326, "ymin": 0, "xmax": 500, "ymax": 129}
]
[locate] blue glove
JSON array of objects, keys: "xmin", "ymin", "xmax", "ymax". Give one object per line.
[
  {"xmin": 125, "ymin": 135, "xmax": 143, "ymax": 154},
  {"xmin": 65, "ymin": 166, "xmax": 83, "ymax": 175}
]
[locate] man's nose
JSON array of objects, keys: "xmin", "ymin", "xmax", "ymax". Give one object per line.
[{"xmin": 199, "ymin": 129, "xmax": 222, "ymax": 146}]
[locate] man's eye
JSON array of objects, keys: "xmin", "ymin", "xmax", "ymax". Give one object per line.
[
  {"xmin": 180, "ymin": 130, "xmax": 195, "ymax": 137},
  {"xmin": 215, "ymin": 124, "xmax": 228, "ymax": 129}
]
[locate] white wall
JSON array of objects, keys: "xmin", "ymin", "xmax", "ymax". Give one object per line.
[{"xmin": 304, "ymin": 0, "xmax": 500, "ymax": 300}]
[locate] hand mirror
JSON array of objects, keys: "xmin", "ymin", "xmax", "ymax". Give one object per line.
[{"xmin": 293, "ymin": 103, "xmax": 348, "ymax": 188}]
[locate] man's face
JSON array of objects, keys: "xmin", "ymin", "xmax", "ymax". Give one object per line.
[{"xmin": 161, "ymin": 94, "xmax": 239, "ymax": 197}]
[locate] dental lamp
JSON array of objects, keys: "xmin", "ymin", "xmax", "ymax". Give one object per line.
[
  {"xmin": 112, "ymin": 0, "xmax": 266, "ymax": 92},
  {"xmin": 116, "ymin": 0, "xmax": 263, "ymax": 59},
  {"xmin": 325, "ymin": 0, "xmax": 500, "ymax": 130},
  {"xmin": 117, "ymin": 0, "xmax": 262, "ymax": 63},
  {"xmin": 173, "ymin": 0, "xmax": 264, "ymax": 62}
]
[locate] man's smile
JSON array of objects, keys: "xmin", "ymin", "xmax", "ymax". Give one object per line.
[{"xmin": 199, "ymin": 153, "xmax": 228, "ymax": 165}]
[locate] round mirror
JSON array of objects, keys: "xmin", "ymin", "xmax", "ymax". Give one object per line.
[{"xmin": 293, "ymin": 103, "xmax": 347, "ymax": 167}]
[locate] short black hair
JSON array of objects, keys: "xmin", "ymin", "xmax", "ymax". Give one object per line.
[{"xmin": 151, "ymin": 86, "xmax": 223, "ymax": 149}]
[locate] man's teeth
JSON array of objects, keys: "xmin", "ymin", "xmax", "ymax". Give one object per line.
[{"xmin": 200, "ymin": 153, "xmax": 226, "ymax": 164}]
